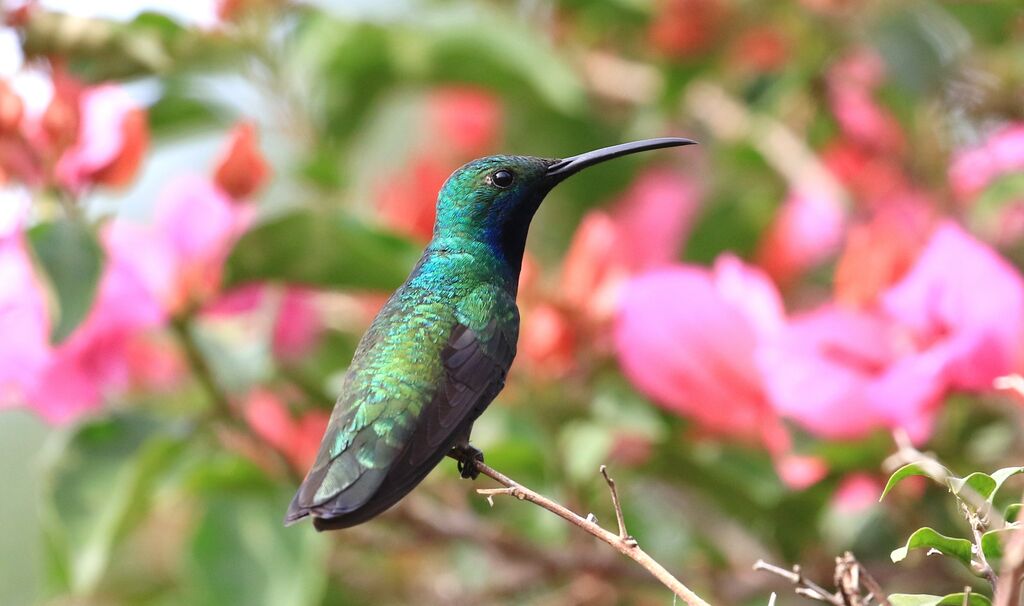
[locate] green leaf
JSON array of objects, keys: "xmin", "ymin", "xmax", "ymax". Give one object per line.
[
  {"xmin": 981, "ymin": 528, "xmax": 1021, "ymax": 562},
  {"xmin": 889, "ymin": 593, "xmax": 992, "ymax": 606},
  {"xmin": 890, "ymin": 527, "xmax": 974, "ymax": 568},
  {"xmin": 27, "ymin": 219, "xmax": 104, "ymax": 344},
  {"xmin": 40, "ymin": 413, "xmax": 188, "ymax": 594},
  {"xmin": 880, "ymin": 461, "xmax": 949, "ymax": 501},
  {"xmin": 989, "ymin": 467, "xmax": 1024, "ymax": 502},
  {"xmin": 186, "ymin": 482, "xmax": 328, "ymax": 606},
  {"xmin": 1005, "ymin": 503, "xmax": 1023, "ymax": 523},
  {"xmin": 949, "ymin": 472, "xmax": 997, "ymax": 501},
  {"xmin": 224, "ymin": 210, "xmax": 421, "ymax": 292}
]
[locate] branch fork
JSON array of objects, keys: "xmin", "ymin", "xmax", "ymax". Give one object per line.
[{"xmin": 459, "ymin": 455, "xmax": 712, "ymax": 606}]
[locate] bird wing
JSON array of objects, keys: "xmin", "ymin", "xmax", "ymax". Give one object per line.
[{"xmin": 286, "ymin": 284, "xmax": 518, "ymax": 524}]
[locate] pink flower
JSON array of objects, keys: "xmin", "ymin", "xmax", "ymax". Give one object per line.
[
  {"xmin": 614, "ymin": 256, "xmax": 789, "ymax": 449},
  {"xmin": 882, "ymin": 222, "xmax": 1024, "ymax": 390},
  {"xmin": 562, "ymin": 169, "xmax": 698, "ymax": 322},
  {"xmin": 949, "ymin": 124, "xmax": 1024, "ymax": 200},
  {"xmin": 833, "ymin": 473, "xmax": 882, "ymax": 512},
  {"xmin": 272, "ymin": 288, "xmax": 322, "ymax": 360},
  {"xmin": 244, "ymin": 389, "xmax": 329, "ymax": 471},
  {"xmin": 758, "ymin": 187, "xmax": 846, "ymax": 284},
  {"xmin": 205, "ymin": 285, "xmax": 324, "ymax": 361},
  {"xmin": 827, "ymin": 51, "xmax": 903, "ymax": 154},
  {"xmin": 761, "ymin": 222, "xmax": 1024, "ymax": 443},
  {"xmin": 0, "ymin": 191, "xmax": 49, "ymax": 408},
  {"xmin": 54, "ymin": 84, "xmax": 148, "ymax": 191},
  {"xmin": 776, "ymin": 454, "xmax": 829, "ymax": 490}
]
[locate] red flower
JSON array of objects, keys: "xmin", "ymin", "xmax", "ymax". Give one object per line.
[
  {"xmin": 213, "ymin": 121, "xmax": 271, "ymax": 200},
  {"xmin": 427, "ymin": 87, "xmax": 502, "ymax": 158},
  {"xmin": 649, "ymin": 0, "xmax": 727, "ymax": 58}
]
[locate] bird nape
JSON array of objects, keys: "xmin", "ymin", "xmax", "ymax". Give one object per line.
[{"xmin": 285, "ymin": 137, "xmax": 696, "ymax": 530}]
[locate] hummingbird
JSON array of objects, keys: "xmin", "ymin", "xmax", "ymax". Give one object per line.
[{"xmin": 285, "ymin": 137, "xmax": 696, "ymax": 530}]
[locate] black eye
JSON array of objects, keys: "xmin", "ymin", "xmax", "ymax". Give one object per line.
[{"xmin": 490, "ymin": 170, "xmax": 514, "ymax": 188}]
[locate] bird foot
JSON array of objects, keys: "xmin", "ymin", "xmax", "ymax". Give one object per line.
[{"xmin": 452, "ymin": 443, "xmax": 484, "ymax": 480}]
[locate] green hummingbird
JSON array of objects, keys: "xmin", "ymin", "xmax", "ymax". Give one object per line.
[{"xmin": 285, "ymin": 138, "xmax": 695, "ymax": 530}]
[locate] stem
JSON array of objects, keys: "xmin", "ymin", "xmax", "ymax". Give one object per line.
[
  {"xmin": 459, "ymin": 455, "xmax": 713, "ymax": 606},
  {"xmin": 170, "ymin": 314, "xmax": 234, "ymax": 423}
]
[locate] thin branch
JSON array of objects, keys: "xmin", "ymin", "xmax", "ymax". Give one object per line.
[
  {"xmin": 458, "ymin": 456, "xmax": 713, "ymax": 606},
  {"xmin": 600, "ymin": 464, "xmax": 634, "ymax": 545},
  {"xmin": 170, "ymin": 314, "xmax": 234, "ymax": 424},
  {"xmin": 753, "ymin": 559, "xmax": 842, "ymax": 605}
]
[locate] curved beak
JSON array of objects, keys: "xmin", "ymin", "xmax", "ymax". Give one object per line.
[{"xmin": 545, "ymin": 137, "xmax": 697, "ymax": 182}]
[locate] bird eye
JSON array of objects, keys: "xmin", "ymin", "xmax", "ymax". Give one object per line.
[{"xmin": 490, "ymin": 170, "xmax": 514, "ymax": 188}]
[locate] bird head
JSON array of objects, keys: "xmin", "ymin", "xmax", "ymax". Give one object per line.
[{"xmin": 432, "ymin": 137, "xmax": 697, "ymax": 271}]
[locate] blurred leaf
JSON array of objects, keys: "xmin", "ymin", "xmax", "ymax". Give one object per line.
[
  {"xmin": 41, "ymin": 413, "xmax": 188, "ymax": 594},
  {"xmin": 224, "ymin": 210, "xmax": 421, "ymax": 291},
  {"xmin": 424, "ymin": 14, "xmax": 586, "ymax": 115},
  {"xmin": 187, "ymin": 473, "xmax": 327, "ymax": 606},
  {"xmin": 559, "ymin": 421, "xmax": 614, "ymax": 484},
  {"xmin": 949, "ymin": 472, "xmax": 997, "ymax": 501},
  {"xmin": 20, "ymin": 9, "xmax": 233, "ymax": 80},
  {"xmin": 890, "ymin": 527, "xmax": 974, "ymax": 568},
  {"xmin": 880, "ymin": 462, "xmax": 950, "ymax": 501},
  {"xmin": 870, "ymin": 4, "xmax": 969, "ymax": 95},
  {"xmin": 1005, "ymin": 503, "xmax": 1023, "ymax": 523},
  {"xmin": 27, "ymin": 218, "xmax": 104, "ymax": 345},
  {"xmin": 980, "ymin": 527, "xmax": 1020, "ymax": 562},
  {"xmin": 889, "ymin": 593, "xmax": 992, "ymax": 606},
  {"xmin": 148, "ymin": 83, "xmax": 230, "ymax": 138},
  {"xmin": 988, "ymin": 467, "xmax": 1024, "ymax": 502}
]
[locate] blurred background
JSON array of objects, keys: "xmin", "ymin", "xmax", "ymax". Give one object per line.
[{"xmin": 1, "ymin": 0, "xmax": 1024, "ymax": 604}]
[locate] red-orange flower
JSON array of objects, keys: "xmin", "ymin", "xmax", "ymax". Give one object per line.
[{"xmin": 213, "ymin": 121, "xmax": 271, "ymax": 200}]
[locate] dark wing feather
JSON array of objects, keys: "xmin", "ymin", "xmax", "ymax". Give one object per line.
[
  {"xmin": 363, "ymin": 316, "xmax": 517, "ymax": 512},
  {"xmin": 286, "ymin": 287, "xmax": 518, "ymax": 528}
]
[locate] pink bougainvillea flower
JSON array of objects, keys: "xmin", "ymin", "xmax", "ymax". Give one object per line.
[
  {"xmin": 213, "ymin": 120, "xmax": 271, "ymax": 200},
  {"xmin": 244, "ymin": 388, "xmax": 329, "ymax": 471},
  {"xmin": 826, "ymin": 50, "xmax": 903, "ymax": 154},
  {"xmin": 761, "ymin": 222, "xmax": 1024, "ymax": 443},
  {"xmin": 205, "ymin": 284, "xmax": 324, "ymax": 361},
  {"xmin": 881, "ymin": 222, "xmax": 1024, "ymax": 391},
  {"xmin": 614, "ymin": 256, "xmax": 788, "ymax": 449},
  {"xmin": 834, "ymin": 201, "xmax": 934, "ymax": 307},
  {"xmin": 833, "ymin": 473, "xmax": 882, "ymax": 512},
  {"xmin": 146, "ymin": 176, "xmax": 251, "ymax": 311},
  {"xmin": 54, "ymin": 83, "xmax": 148, "ymax": 191},
  {"xmin": 775, "ymin": 454, "xmax": 829, "ymax": 490},
  {"xmin": 272, "ymin": 288, "xmax": 323, "ymax": 361},
  {"xmin": 427, "ymin": 87, "xmax": 502, "ymax": 158},
  {"xmin": 562, "ymin": 169, "xmax": 698, "ymax": 323},
  {"xmin": 0, "ymin": 191, "xmax": 49, "ymax": 408},
  {"xmin": 758, "ymin": 187, "xmax": 846, "ymax": 285},
  {"xmin": 949, "ymin": 123, "xmax": 1024, "ymax": 200}
]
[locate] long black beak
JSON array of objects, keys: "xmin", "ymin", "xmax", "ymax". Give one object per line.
[{"xmin": 546, "ymin": 137, "xmax": 697, "ymax": 181}]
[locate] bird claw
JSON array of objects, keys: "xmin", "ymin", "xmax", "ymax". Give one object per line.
[{"xmin": 453, "ymin": 444, "xmax": 484, "ymax": 480}]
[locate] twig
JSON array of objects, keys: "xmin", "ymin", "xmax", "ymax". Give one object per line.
[
  {"xmin": 458, "ymin": 456, "xmax": 713, "ymax": 606},
  {"xmin": 170, "ymin": 314, "xmax": 234, "ymax": 423},
  {"xmin": 600, "ymin": 465, "xmax": 635, "ymax": 545},
  {"xmin": 753, "ymin": 559, "xmax": 842, "ymax": 605},
  {"xmin": 395, "ymin": 496, "xmax": 649, "ymax": 584}
]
